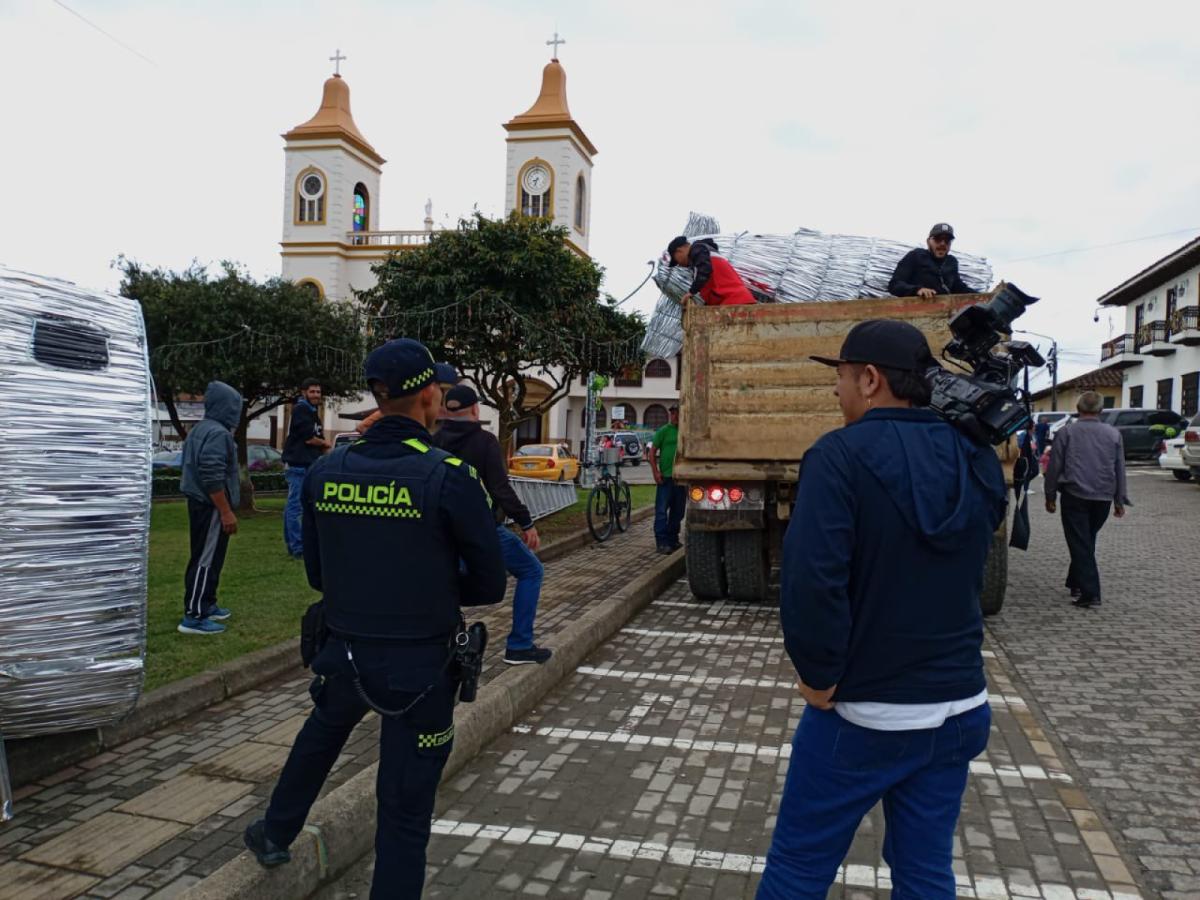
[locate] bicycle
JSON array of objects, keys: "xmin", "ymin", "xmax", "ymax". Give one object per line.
[{"xmin": 584, "ymin": 455, "xmax": 632, "ymax": 542}]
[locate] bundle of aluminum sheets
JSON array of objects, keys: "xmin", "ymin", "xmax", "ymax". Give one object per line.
[
  {"xmin": 0, "ymin": 266, "xmax": 152, "ymax": 748},
  {"xmin": 641, "ymin": 217, "xmax": 994, "ymax": 358}
]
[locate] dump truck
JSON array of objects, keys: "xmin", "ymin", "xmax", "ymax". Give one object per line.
[{"xmin": 675, "ymin": 292, "xmax": 1009, "ymax": 613}]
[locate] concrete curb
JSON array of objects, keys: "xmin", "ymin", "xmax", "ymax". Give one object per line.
[
  {"xmin": 7, "ymin": 506, "xmax": 656, "ymax": 787},
  {"xmin": 178, "ymin": 549, "xmax": 686, "ymax": 900}
]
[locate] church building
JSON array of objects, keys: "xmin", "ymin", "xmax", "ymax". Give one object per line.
[{"xmin": 271, "ymin": 48, "xmax": 679, "ymax": 451}]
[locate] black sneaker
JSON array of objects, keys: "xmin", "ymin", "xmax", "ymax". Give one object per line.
[
  {"xmin": 655, "ymin": 545, "xmax": 672, "ymax": 554},
  {"xmin": 666, "ymin": 542, "xmax": 683, "ymax": 552},
  {"xmin": 1069, "ymin": 587, "xmax": 1081, "ymax": 598},
  {"xmin": 1072, "ymin": 596, "xmax": 1102, "ymax": 609},
  {"xmin": 244, "ymin": 819, "xmax": 291, "ymax": 868},
  {"xmin": 505, "ymin": 646, "xmax": 553, "ymax": 665}
]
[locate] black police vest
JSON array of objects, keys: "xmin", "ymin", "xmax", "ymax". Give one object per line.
[{"xmin": 312, "ymin": 437, "xmax": 465, "ymax": 642}]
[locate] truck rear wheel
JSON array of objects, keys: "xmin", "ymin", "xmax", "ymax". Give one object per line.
[
  {"xmin": 685, "ymin": 528, "xmax": 726, "ymax": 600},
  {"xmin": 724, "ymin": 530, "xmax": 769, "ymax": 603},
  {"xmin": 980, "ymin": 524, "xmax": 1008, "ymax": 617}
]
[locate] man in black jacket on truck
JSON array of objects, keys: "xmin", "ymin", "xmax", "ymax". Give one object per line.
[
  {"xmin": 889, "ymin": 223, "xmax": 978, "ymax": 298},
  {"xmin": 434, "ymin": 384, "xmax": 553, "ymax": 665}
]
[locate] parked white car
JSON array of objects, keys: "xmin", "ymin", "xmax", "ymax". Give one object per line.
[
  {"xmin": 1181, "ymin": 412, "xmax": 1200, "ymax": 479},
  {"xmin": 1158, "ymin": 436, "xmax": 1191, "ymax": 481}
]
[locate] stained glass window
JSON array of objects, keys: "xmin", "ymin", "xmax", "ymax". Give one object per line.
[{"xmin": 353, "ymin": 187, "xmax": 367, "ymax": 232}]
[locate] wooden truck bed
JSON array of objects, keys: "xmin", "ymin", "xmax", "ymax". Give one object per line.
[{"xmin": 675, "ymin": 294, "xmax": 976, "ymax": 480}]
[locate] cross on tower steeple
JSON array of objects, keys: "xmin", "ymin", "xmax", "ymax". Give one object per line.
[
  {"xmin": 329, "ymin": 48, "xmax": 346, "ymax": 75},
  {"xmin": 546, "ymin": 31, "xmax": 565, "ymax": 59}
]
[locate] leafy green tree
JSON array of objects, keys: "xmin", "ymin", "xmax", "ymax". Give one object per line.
[
  {"xmin": 119, "ymin": 259, "xmax": 365, "ymax": 508},
  {"xmin": 358, "ymin": 212, "xmax": 645, "ymax": 448}
]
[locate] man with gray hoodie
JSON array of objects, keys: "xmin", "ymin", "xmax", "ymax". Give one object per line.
[{"xmin": 178, "ymin": 381, "xmax": 242, "ymax": 635}]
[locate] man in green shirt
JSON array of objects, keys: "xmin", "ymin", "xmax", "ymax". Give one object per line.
[{"xmin": 649, "ymin": 405, "xmax": 685, "ymax": 554}]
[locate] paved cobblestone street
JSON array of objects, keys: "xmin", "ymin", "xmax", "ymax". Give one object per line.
[
  {"xmin": 321, "ymin": 569, "xmax": 1151, "ymax": 899},
  {"xmin": 990, "ymin": 469, "xmax": 1200, "ymax": 899},
  {"xmin": 0, "ymin": 521, "xmax": 661, "ymax": 899}
]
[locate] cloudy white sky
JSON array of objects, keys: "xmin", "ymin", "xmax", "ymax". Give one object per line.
[{"xmin": 4, "ymin": 0, "xmax": 1200, "ymax": 386}]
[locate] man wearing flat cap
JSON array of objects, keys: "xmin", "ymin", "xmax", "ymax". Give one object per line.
[
  {"xmin": 246, "ymin": 338, "xmax": 505, "ymax": 899},
  {"xmin": 889, "ymin": 223, "xmax": 978, "ymax": 298},
  {"xmin": 666, "ymin": 235, "xmax": 756, "ymax": 306},
  {"xmin": 757, "ymin": 320, "xmax": 1007, "ymax": 900}
]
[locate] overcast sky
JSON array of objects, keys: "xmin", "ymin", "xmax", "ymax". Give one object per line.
[{"xmin": 5, "ymin": 0, "xmax": 1200, "ymax": 387}]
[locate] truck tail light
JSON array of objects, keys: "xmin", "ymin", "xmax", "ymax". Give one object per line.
[
  {"xmin": 708, "ymin": 486, "xmax": 724, "ymax": 503},
  {"xmin": 1187, "ymin": 431, "xmax": 1199, "ymax": 443},
  {"xmin": 728, "ymin": 486, "xmax": 744, "ymax": 503},
  {"xmin": 689, "ymin": 487, "xmax": 704, "ymax": 502}
]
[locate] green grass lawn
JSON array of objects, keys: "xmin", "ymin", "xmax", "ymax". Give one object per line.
[{"xmin": 144, "ymin": 484, "xmax": 656, "ymax": 691}]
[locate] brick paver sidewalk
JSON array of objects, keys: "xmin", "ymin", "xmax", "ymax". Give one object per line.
[
  {"xmin": 990, "ymin": 468, "xmax": 1200, "ymax": 898},
  {"xmin": 0, "ymin": 520, "xmax": 661, "ymax": 900},
  {"xmin": 322, "ymin": 580, "xmax": 1144, "ymax": 899}
]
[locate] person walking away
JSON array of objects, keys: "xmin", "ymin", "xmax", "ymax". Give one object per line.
[
  {"xmin": 888, "ymin": 223, "xmax": 979, "ymax": 298},
  {"xmin": 1043, "ymin": 390, "xmax": 1129, "ymax": 609},
  {"xmin": 244, "ymin": 339, "xmax": 505, "ymax": 899},
  {"xmin": 282, "ymin": 378, "xmax": 329, "ymax": 557},
  {"xmin": 757, "ymin": 321, "xmax": 1007, "ymax": 899},
  {"xmin": 178, "ymin": 381, "xmax": 244, "ymax": 635},
  {"xmin": 434, "ymin": 384, "xmax": 553, "ymax": 665},
  {"xmin": 648, "ymin": 405, "xmax": 686, "ymax": 554},
  {"xmin": 666, "ymin": 236, "xmax": 756, "ymax": 306}
]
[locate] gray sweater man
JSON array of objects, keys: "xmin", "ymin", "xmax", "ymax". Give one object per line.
[
  {"xmin": 1044, "ymin": 391, "xmax": 1129, "ymax": 608},
  {"xmin": 178, "ymin": 381, "xmax": 243, "ymax": 634}
]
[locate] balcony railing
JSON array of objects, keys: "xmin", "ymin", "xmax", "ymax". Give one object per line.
[
  {"xmin": 1171, "ymin": 306, "xmax": 1199, "ymax": 333},
  {"xmin": 1101, "ymin": 333, "xmax": 1136, "ymax": 361},
  {"xmin": 345, "ymin": 230, "xmax": 434, "ymax": 248},
  {"xmin": 1135, "ymin": 321, "xmax": 1171, "ymax": 351}
]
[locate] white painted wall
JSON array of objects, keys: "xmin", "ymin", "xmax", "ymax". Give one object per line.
[
  {"xmin": 504, "ymin": 130, "xmax": 592, "ymax": 252},
  {"xmin": 1113, "ymin": 264, "xmax": 1200, "ymax": 412}
]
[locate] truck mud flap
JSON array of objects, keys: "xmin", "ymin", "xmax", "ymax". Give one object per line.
[
  {"xmin": 685, "ymin": 528, "xmax": 727, "ymax": 601},
  {"xmin": 724, "ymin": 531, "xmax": 770, "ymax": 603}
]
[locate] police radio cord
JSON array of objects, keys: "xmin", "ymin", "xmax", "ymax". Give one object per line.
[{"xmin": 343, "ymin": 634, "xmax": 464, "ymax": 718}]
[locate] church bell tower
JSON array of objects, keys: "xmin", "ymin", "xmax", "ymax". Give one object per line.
[{"xmin": 503, "ymin": 40, "xmax": 597, "ymax": 256}]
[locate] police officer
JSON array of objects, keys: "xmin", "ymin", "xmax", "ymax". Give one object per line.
[
  {"xmin": 888, "ymin": 223, "xmax": 979, "ymax": 298},
  {"xmin": 244, "ymin": 338, "xmax": 505, "ymax": 899}
]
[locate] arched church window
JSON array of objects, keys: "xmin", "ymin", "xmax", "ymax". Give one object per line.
[
  {"xmin": 353, "ymin": 183, "xmax": 369, "ymax": 232},
  {"xmin": 296, "ymin": 279, "xmax": 324, "ymax": 300},
  {"xmin": 296, "ymin": 168, "xmax": 326, "ymax": 224},
  {"xmin": 643, "ymin": 404, "xmax": 669, "ymax": 430},
  {"xmin": 519, "ymin": 162, "xmax": 553, "ymax": 218},
  {"xmin": 574, "ymin": 174, "xmax": 586, "ymax": 232}
]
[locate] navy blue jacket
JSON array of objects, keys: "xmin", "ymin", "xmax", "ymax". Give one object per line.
[
  {"xmin": 301, "ymin": 415, "xmax": 506, "ymax": 642},
  {"xmin": 781, "ymin": 407, "xmax": 1007, "ymax": 703},
  {"xmin": 888, "ymin": 248, "xmax": 976, "ymax": 297}
]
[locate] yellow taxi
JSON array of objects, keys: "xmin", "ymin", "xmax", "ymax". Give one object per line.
[{"xmin": 508, "ymin": 443, "xmax": 580, "ymax": 482}]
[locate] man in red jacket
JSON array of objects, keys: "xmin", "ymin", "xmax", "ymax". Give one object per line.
[{"xmin": 667, "ymin": 236, "xmax": 756, "ymax": 306}]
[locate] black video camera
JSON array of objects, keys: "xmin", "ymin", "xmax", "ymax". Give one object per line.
[
  {"xmin": 927, "ymin": 282, "xmax": 1045, "ymax": 446},
  {"xmin": 453, "ymin": 621, "xmax": 488, "ymax": 703}
]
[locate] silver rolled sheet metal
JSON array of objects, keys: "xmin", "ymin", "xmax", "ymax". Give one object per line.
[
  {"xmin": 641, "ymin": 220, "xmax": 994, "ymax": 359},
  {"xmin": 0, "ymin": 266, "xmax": 152, "ymax": 743}
]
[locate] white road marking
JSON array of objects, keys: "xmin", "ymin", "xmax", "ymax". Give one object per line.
[
  {"xmin": 654, "ymin": 599, "xmax": 778, "ymax": 613},
  {"xmin": 430, "ymin": 819, "xmax": 1132, "ymax": 897},
  {"xmin": 575, "ymin": 665, "xmax": 1027, "ymax": 709},
  {"xmin": 509, "ymin": 723, "xmax": 1070, "ymax": 783},
  {"xmin": 622, "ymin": 627, "xmax": 783, "ymax": 644}
]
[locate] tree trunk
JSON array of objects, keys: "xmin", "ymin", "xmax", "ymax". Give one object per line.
[
  {"xmin": 235, "ymin": 413, "xmax": 255, "ymax": 512},
  {"xmin": 162, "ymin": 392, "xmax": 188, "ymax": 442}
]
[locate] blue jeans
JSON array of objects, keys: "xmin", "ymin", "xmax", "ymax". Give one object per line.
[
  {"xmin": 757, "ymin": 702, "xmax": 991, "ymax": 900},
  {"xmin": 284, "ymin": 466, "xmax": 306, "ymax": 556},
  {"xmin": 653, "ymin": 477, "xmax": 686, "ymax": 548},
  {"xmin": 496, "ymin": 525, "xmax": 544, "ymax": 650}
]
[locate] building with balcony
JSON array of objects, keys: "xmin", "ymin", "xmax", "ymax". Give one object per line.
[{"xmin": 1097, "ymin": 235, "xmax": 1200, "ymax": 417}]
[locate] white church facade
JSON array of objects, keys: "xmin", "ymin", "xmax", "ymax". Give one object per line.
[{"xmin": 269, "ymin": 51, "xmax": 679, "ymax": 452}]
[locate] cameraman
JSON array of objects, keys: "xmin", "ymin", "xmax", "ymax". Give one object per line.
[
  {"xmin": 757, "ymin": 321, "xmax": 1007, "ymax": 900},
  {"xmin": 244, "ymin": 339, "xmax": 504, "ymax": 899}
]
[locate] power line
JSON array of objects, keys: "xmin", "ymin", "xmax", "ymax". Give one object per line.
[
  {"xmin": 1000, "ymin": 227, "xmax": 1200, "ymax": 264},
  {"xmin": 50, "ymin": 0, "xmax": 156, "ymax": 66}
]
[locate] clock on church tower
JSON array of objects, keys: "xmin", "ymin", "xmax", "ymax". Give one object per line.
[{"xmin": 503, "ymin": 45, "xmax": 597, "ymax": 256}]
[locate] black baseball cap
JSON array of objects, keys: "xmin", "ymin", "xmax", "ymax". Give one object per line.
[
  {"xmin": 666, "ymin": 235, "xmax": 688, "ymax": 266},
  {"xmin": 810, "ymin": 320, "xmax": 937, "ymax": 373},
  {"xmin": 929, "ymin": 222, "xmax": 955, "ymax": 239},
  {"xmin": 434, "ymin": 362, "xmax": 458, "ymax": 385},
  {"xmin": 363, "ymin": 338, "xmax": 437, "ymax": 397},
  {"xmin": 443, "ymin": 384, "xmax": 479, "ymax": 411}
]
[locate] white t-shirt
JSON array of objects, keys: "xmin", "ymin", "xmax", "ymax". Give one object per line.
[{"xmin": 835, "ymin": 687, "xmax": 989, "ymax": 731}]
